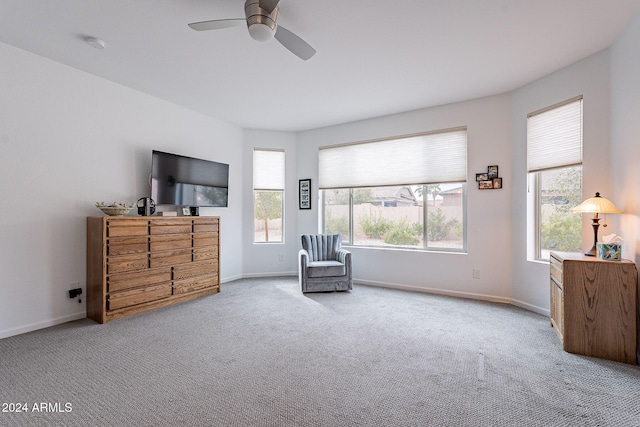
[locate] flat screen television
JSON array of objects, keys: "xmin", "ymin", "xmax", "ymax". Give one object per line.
[{"xmin": 151, "ymin": 150, "xmax": 229, "ymax": 207}]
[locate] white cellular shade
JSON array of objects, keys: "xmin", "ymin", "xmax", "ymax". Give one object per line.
[
  {"xmin": 527, "ymin": 97, "xmax": 582, "ymax": 172},
  {"xmin": 319, "ymin": 128, "xmax": 467, "ymax": 189},
  {"xmin": 253, "ymin": 149, "xmax": 285, "ymax": 190}
]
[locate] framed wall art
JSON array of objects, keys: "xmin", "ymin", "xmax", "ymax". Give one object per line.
[
  {"xmin": 476, "ymin": 165, "xmax": 503, "ymax": 190},
  {"xmin": 299, "ymin": 179, "xmax": 311, "ymax": 209}
]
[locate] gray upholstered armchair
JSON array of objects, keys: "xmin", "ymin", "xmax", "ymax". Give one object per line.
[{"xmin": 298, "ymin": 234, "xmax": 352, "ymax": 293}]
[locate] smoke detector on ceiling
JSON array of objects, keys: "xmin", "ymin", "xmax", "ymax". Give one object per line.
[{"xmin": 84, "ymin": 36, "xmax": 106, "ymax": 49}]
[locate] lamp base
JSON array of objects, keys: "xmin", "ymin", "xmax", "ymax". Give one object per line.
[{"xmin": 585, "ymin": 217, "xmax": 600, "ymax": 257}]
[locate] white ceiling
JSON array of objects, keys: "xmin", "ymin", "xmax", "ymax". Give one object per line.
[{"xmin": 1, "ymin": 0, "xmax": 639, "ymax": 132}]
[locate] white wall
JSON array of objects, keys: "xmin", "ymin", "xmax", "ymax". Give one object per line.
[
  {"xmin": 0, "ymin": 42, "xmax": 244, "ymax": 338},
  {"xmin": 510, "ymin": 50, "xmax": 613, "ymax": 313},
  {"xmin": 296, "ymin": 94, "xmax": 514, "ymax": 302},
  {"xmin": 242, "ymin": 129, "xmax": 299, "ymax": 276},
  {"xmin": 611, "ymin": 11, "xmax": 640, "ymax": 267}
]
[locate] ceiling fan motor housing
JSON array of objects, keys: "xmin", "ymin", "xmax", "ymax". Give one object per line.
[{"xmin": 245, "ymin": 0, "xmax": 279, "ymax": 42}]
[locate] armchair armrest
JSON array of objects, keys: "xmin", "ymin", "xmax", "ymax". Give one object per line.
[
  {"xmin": 336, "ymin": 249, "xmax": 351, "ymax": 265},
  {"xmin": 299, "ymin": 249, "xmax": 309, "ymax": 274}
]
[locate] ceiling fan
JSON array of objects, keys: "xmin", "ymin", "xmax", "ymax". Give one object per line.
[{"xmin": 188, "ymin": 0, "xmax": 316, "ymax": 61}]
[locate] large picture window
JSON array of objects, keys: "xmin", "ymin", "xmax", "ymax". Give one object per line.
[
  {"xmin": 320, "ymin": 128, "xmax": 467, "ymax": 252},
  {"xmin": 527, "ymin": 97, "xmax": 583, "ymax": 260},
  {"xmin": 253, "ymin": 149, "xmax": 285, "ymax": 243}
]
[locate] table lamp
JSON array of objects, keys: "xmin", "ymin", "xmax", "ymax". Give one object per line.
[{"xmin": 571, "ymin": 192, "xmax": 622, "ymax": 256}]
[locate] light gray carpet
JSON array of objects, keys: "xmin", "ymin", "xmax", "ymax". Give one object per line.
[{"xmin": 1, "ymin": 277, "xmax": 639, "ymax": 427}]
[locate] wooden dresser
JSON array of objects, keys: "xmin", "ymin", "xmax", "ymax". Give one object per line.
[
  {"xmin": 550, "ymin": 251, "xmax": 637, "ymax": 364},
  {"xmin": 87, "ymin": 216, "xmax": 220, "ymax": 323}
]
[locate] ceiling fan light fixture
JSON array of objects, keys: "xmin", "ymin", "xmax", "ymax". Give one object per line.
[
  {"xmin": 245, "ymin": 0, "xmax": 278, "ymax": 42},
  {"xmin": 188, "ymin": 0, "xmax": 315, "ymax": 60},
  {"xmin": 248, "ymin": 22, "xmax": 275, "ymax": 42}
]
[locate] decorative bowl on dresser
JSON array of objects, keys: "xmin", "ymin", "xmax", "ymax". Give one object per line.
[
  {"xmin": 549, "ymin": 251, "xmax": 638, "ymax": 364},
  {"xmin": 87, "ymin": 216, "xmax": 220, "ymax": 323}
]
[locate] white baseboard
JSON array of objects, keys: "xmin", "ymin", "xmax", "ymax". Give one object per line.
[
  {"xmin": 357, "ymin": 279, "xmax": 549, "ymax": 316},
  {"xmin": 220, "ymin": 274, "xmax": 244, "ymax": 283},
  {"xmin": 355, "ymin": 278, "xmax": 512, "ymax": 305},
  {"xmin": 510, "ymin": 298, "xmax": 549, "ymax": 316},
  {"xmin": 0, "ymin": 312, "xmax": 86, "ymax": 340},
  {"xmin": 240, "ymin": 271, "xmax": 297, "ymax": 279}
]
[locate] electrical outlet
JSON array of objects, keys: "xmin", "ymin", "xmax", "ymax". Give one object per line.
[
  {"xmin": 472, "ymin": 269, "xmax": 481, "ymax": 279},
  {"xmin": 278, "ymin": 254, "xmax": 284, "ymax": 262},
  {"xmin": 68, "ymin": 281, "xmax": 83, "ymax": 303}
]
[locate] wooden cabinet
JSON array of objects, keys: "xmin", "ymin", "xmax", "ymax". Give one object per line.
[
  {"xmin": 550, "ymin": 251, "xmax": 637, "ymax": 364},
  {"xmin": 87, "ymin": 216, "xmax": 220, "ymax": 323}
]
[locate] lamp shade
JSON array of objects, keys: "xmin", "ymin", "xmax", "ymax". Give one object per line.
[{"xmin": 571, "ymin": 192, "xmax": 623, "ymax": 214}]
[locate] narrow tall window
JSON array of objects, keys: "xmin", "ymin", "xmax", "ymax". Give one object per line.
[
  {"xmin": 319, "ymin": 128, "xmax": 467, "ymax": 252},
  {"xmin": 253, "ymin": 149, "xmax": 285, "ymax": 243},
  {"xmin": 527, "ymin": 97, "xmax": 583, "ymax": 260}
]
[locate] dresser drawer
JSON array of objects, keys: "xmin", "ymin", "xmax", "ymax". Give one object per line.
[
  {"xmin": 173, "ymin": 259, "xmax": 218, "ymax": 280},
  {"xmin": 549, "ymin": 255, "xmax": 563, "ymax": 286},
  {"xmin": 550, "ymin": 278, "xmax": 564, "ymax": 339},
  {"xmin": 193, "ymin": 246, "xmax": 219, "ymax": 261},
  {"xmin": 107, "ymin": 222, "xmax": 148, "ymax": 237},
  {"xmin": 107, "ymin": 267, "xmax": 172, "ymax": 292},
  {"xmin": 108, "ymin": 283, "xmax": 172, "ymax": 311},
  {"xmin": 193, "ymin": 232, "xmax": 218, "ymax": 248},
  {"xmin": 193, "ymin": 222, "xmax": 219, "ymax": 233},
  {"xmin": 173, "ymin": 274, "xmax": 219, "ymax": 295},
  {"xmin": 149, "ymin": 224, "xmax": 192, "ymax": 235},
  {"xmin": 149, "ymin": 234, "xmax": 191, "ymax": 252},
  {"xmin": 150, "ymin": 248, "xmax": 193, "ymax": 268},
  {"xmin": 107, "ymin": 254, "xmax": 148, "ymax": 274},
  {"xmin": 107, "ymin": 236, "xmax": 148, "ymax": 256}
]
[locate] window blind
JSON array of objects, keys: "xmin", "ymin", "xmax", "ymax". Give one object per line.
[
  {"xmin": 318, "ymin": 128, "xmax": 467, "ymax": 189},
  {"xmin": 527, "ymin": 97, "xmax": 582, "ymax": 173},
  {"xmin": 253, "ymin": 149, "xmax": 284, "ymax": 190}
]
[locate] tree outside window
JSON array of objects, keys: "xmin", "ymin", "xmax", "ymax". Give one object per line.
[
  {"xmin": 253, "ymin": 149, "xmax": 284, "ymax": 243},
  {"xmin": 538, "ymin": 166, "xmax": 582, "ymax": 259},
  {"xmin": 254, "ymin": 191, "xmax": 283, "ymax": 243}
]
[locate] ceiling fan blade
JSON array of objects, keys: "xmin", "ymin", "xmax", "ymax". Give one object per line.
[
  {"xmin": 188, "ymin": 19, "xmax": 245, "ymax": 31},
  {"xmin": 259, "ymin": 0, "xmax": 281, "ymax": 14},
  {"xmin": 274, "ymin": 26, "xmax": 316, "ymax": 60}
]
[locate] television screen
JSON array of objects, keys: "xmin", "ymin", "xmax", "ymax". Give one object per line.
[{"xmin": 151, "ymin": 150, "xmax": 229, "ymax": 207}]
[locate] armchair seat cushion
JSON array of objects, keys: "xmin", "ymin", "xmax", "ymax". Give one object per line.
[{"xmin": 307, "ymin": 260, "xmax": 346, "ymax": 278}]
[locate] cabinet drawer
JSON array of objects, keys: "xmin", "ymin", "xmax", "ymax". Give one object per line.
[
  {"xmin": 149, "ymin": 224, "xmax": 192, "ymax": 235},
  {"xmin": 107, "ymin": 223, "xmax": 148, "ymax": 237},
  {"xmin": 149, "ymin": 234, "xmax": 192, "ymax": 252},
  {"xmin": 193, "ymin": 223, "xmax": 219, "ymax": 233},
  {"xmin": 173, "ymin": 259, "xmax": 218, "ymax": 280},
  {"xmin": 173, "ymin": 274, "xmax": 219, "ymax": 295},
  {"xmin": 550, "ymin": 279, "xmax": 564, "ymax": 338},
  {"xmin": 107, "ymin": 236, "xmax": 148, "ymax": 255},
  {"xmin": 149, "ymin": 218, "xmax": 192, "ymax": 226},
  {"xmin": 107, "ymin": 254, "xmax": 148, "ymax": 274},
  {"xmin": 194, "ymin": 217, "xmax": 219, "ymax": 225},
  {"xmin": 108, "ymin": 267, "xmax": 172, "ymax": 292},
  {"xmin": 150, "ymin": 249, "xmax": 193, "ymax": 268},
  {"xmin": 193, "ymin": 246, "xmax": 219, "ymax": 261},
  {"xmin": 108, "ymin": 283, "xmax": 172, "ymax": 311},
  {"xmin": 550, "ymin": 258, "xmax": 563, "ymax": 286},
  {"xmin": 193, "ymin": 232, "xmax": 218, "ymax": 248}
]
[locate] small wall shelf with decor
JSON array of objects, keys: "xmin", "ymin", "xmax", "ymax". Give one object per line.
[{"xmin": 476, "ymin": 165, "xmax": 502, "ymax": 189}]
